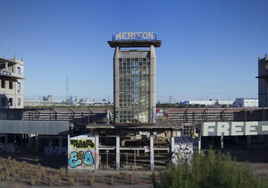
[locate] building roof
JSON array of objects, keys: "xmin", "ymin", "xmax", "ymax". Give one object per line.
[{"xmin": 108, "ymin": 40, "xmax": 162, "ymax": 48}]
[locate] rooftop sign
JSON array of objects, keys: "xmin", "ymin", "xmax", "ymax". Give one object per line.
[
  {"xmin": 112, "ymin": 32, "xmax": 157, "ymax": 41},
  {"xmin": 202, "ymin": 121, "xmax": 268, "ymax": 136}
]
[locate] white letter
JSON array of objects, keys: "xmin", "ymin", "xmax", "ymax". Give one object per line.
[
  {"xmin": 147, "ymin": 32, "xmax": 154, "ymax": 39},
  {"xmin": 128, "ymin": 32, "xmax": 133, "ymax": 39},
  {"xmin": 122, "ymin": 32, "xmax": 127, "ymax": 39},
  {"xmin": 202, "ymin": 122, "xmax": 216, "ymax": 136},
  {"xmin": 217, "ymin": 122, "xmax": 230, "ymax": 136},
  {"xmin": 115, "ymin": 33, "xmax": 121, "ymax": 40},
  {"xmin": 231, "ymin": 122, "xmax": 244, "ymax": 136},
  {"xmin": 136, "ymin": 32, "xmax": 142, "ymax": 39},
  {"xmin": 142, "ymin": 32, "xmax": 148, "ymax": 39},
  {"xmin": 245, "ymin": 122, "xmax": 258, "ymax": 135}
]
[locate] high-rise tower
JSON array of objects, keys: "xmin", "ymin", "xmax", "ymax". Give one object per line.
[{"xmin": 108, "ymin": 32, "xmax": 161, "ymax": 124}]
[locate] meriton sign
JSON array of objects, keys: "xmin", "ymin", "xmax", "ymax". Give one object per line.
[
  {"xmin": 202, "ymin": 121, "xmax": 268, "ymax": 136},
  {"xmin": 114, "ymin": 32, "xmax": 156, "ymax": 40}
]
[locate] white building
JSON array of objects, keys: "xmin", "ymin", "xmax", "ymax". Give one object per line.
[
  {"xmin": 182, "ymin": 100, "xmax": 234, "ymax": 106},
  {"xmin": 235, "ymin": 98, "xmax": 258, "ymax": 108},
  {"xmin": 0, "ymin": 56, "xmax": 24, "ymax": 108}
]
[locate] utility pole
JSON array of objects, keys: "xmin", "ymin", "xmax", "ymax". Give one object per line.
[{"xmin": 66, "ymin": 77, "xmax": 69, "ymax": 102}]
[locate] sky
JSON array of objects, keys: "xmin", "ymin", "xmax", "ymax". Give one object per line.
[{"xmin": 0, "ymin": 0, "xmax": 268, "ymax": 103}]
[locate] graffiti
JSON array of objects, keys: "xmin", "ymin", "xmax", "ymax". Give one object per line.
[
  {"xmin": 0, "ymin": 144, "xmax": 18, "ymax": 153},
  {"xmin": 43, "ymin": 146, "xmax": 67, "ymax": 155},
  {"xmin": 172, "ymin": 134, "xmax": 197, "ymax": 165},
  {"xmin": 156, "ymin": 109, "xmax": 169, "ymax": 118},
  {"xmin": 151, "ymin": 106, "xmax": 156, "ymax": 123},
  {"xmin": 68, "ymin": 150, "xmax": 94, "ymax": 168},
  {"xmin": 114, "ymin": 107, "xmax": 119, "ymax": 123},
  {"xmin": 70, "ymin": 140, "xmax": 95, "ymax": 149}
]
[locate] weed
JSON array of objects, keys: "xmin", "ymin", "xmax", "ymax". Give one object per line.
[
  {"xmin": 110, "ymin": 175, "xmax": 114, "ymax": 186},
  {"xmin": 68, "ymin": 176, "xmax": 75, "ymax": 186},
  {"xmin": 101, "ymin": 175, "xmax": 104, "ymax": 183},
  {"xmin": 30, "ymin": 178, "xmax": 36, "ymax": 186},
  {"xmin": 90, "ymin": 174, "xmax": 95, "ymax": 187}
]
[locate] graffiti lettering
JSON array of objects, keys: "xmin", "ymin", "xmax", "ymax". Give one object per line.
[
  {"xmin": 70, "ymin": 140, "xmax": 95, "ymax": 149},
  {"xmin": 156, "ymin": 109, "xmax": 169, "ymax": 118},
  {"xmin": 172, "ymin": 134, "xmax": 197, "ymax": 165},
  {"xmin": 68, "ymin": 150, "xmax": 94, "ymax": 168},
  {"xmin": 0, "ymin": 144, "xmax": 18, "ymax": 153},
  {"xmin": 114, "ymin": 107, "xmax": 119, "ymax": 123},
  {"xmin": 43, "ymin": 146, "xmax": 67, "ymax": 156},
  {"xmin": 151, "ymin": 106, "xmax": 156, "ymax": 123}
]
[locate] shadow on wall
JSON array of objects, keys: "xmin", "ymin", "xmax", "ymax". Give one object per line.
[
  {"xmin": 0, "ymin": 94, "xmax": 23, "ymax": 120},
  {"xmin": 0, "ymin": 94, "xmax": 9, "ymax": 109}
]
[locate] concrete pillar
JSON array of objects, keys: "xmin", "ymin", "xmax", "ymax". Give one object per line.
[
  {"xmin": 235, "ymin": 136, "xmax": 238, "ymax": 145},
  {"xmin": 113, "ymin": 46, "xmax": 120, "ymax": 123},
  {"xmin": 171, "ymin": 136, "xmax": 175, "ymax": 153},
  {"xmin": 150, "ymin": 134, "xmax": 154, "ymax": 171},
  {"xmin": 116, "ymin": 135, "xmax": 120, "ymax": 170},
  {"xmin": 27, "ymin": 134, "xmax": 32, "ymax": 147},
  {"xmin": 247, "ymin": 136, "xmax": 251, "ymax": 150},
  {"xmin": 198, "ymin": 131, "xmax": 201, "ymax": 154},
  {"xmin": 48, "ymin": 137, "xmax": 53, "ymax": 147},
  {"xmin": 220, "ymin": 135, "xmax": 224, "ymax": 149},
  {"xmin": 70, "ymin": 124, "xmax": 74, "ymax": 137},
  {"xmin": 95, "ymin": 135, "xmax": 99, "ymax": 170},
  {"xmin": 5, "ymin": 134, "xmax": 8, "ymax": 144},
  {"xmin": 5, "ymin": 62, "xmax": 8, "ymax": 71},
  {"xmin": 150, "ymin": 45, "xmax": 156, "ymax": 123},
  {"xmin": 35, "ymin": 135, "xmax": 38, "ymax": 152},
  {"xmin": 59, "ymin": 137, "xmax": 63, "ymax": 146}
]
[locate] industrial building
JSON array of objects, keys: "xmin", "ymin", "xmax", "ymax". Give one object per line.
[
  {"xmin": 0, "ymin": 56, "xmax": 24, "ymax": 108},
  {"xmin": 1, "ymin": 40, "xmax": 268, "ymax": 173},
  {"xmin": 181, "ymin": 100, "xmax": 234, "ymax": 107},
  {"xmin": 235, "ymin": 98, "xmax": 258, "ymax": 107},
  {"xmin": 257, "ymin": 54, "xmax": 268, "ymax": 107}
]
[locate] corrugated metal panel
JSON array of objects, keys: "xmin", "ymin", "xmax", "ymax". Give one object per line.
[{"xmin": 0, "ymin": 120, "xmax": 69, "ymax": 135}]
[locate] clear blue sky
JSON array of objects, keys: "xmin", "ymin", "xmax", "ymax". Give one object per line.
[{"xmin": 1, "ymin": 0, "xmax": 267, "ymax": 102}]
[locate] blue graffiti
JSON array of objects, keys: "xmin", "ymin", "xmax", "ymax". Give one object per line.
[
  {"xmin": 84, "ymin": 150, "xmax": 94, "ymax": 165},
  {"xmin": 68, "ymin": 150, "xmax": 94, "ymax": 168},
  {"xmin": 68, "ymin": 151, "xmax": 82, "ymax": 168}
]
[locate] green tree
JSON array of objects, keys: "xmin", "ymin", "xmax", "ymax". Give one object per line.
[{"xmin": 152, "ymin": 149, "xmax": 268, "ymax": 188}]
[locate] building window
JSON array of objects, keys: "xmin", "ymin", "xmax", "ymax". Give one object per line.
[
  {"xmin": 17, "ymin": 82, "xmax": 21, "ymax": 92},
  {"xmin": 17, "ymin": 98, "xmax": 21, "ymax": 106},
  {"xmin": 1, "ymin": 80, "xmax": 5, "ymax": 88},
  {"xmin": 1, "ymin": 98, "xmax": 5, "ymax": 106},
  {"xmin": 9, "ymin": 98, "xmax": 13, "ymax": 106},
  {"xmin": 17, "ymin": 67, "xmax": 21, "ymax": 75},
  {"xmin": 9, "ymin": 81, "xmax": 13, "ymax": 89}
]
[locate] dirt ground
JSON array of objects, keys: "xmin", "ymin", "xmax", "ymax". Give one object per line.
[{"xmin": 0, "ymin": 148, "xmax": 268, "ymax": 187}]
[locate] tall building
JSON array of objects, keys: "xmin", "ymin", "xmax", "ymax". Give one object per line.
[
  {"xmin": 257, "ymin": 54, "xmax": 268, "ymax": 107},
  {"xmin": 0, "ymin": 56, "xmax": 24, "ymax": 108},
  {"xmin": 108, "ymin": 32, "xmax": 161, "ymax": 124}
]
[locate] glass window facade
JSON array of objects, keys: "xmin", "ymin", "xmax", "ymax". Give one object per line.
[{"xmin": 118, "ymin": 57, "xmax": 150, "ymax": 123}]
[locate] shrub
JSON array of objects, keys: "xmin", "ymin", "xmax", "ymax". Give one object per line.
[{"xmin": 152, "ymin": 149, "xmax": 268, "ymax": 188}]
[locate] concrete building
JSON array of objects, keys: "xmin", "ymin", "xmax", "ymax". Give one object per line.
[
  {"xmin": 235, "ymin": 98, "xmax": 258, "ymax": 108},
  {"xmin": 0, "ymin": 56, "xmax": 24, "ymax": 108},
  {"xmin": 257, "ymin": 54, "xmax": 268, "ymax": 107},
  {"xmin": 108, "ymin": 32, "xmax": 161, "ymax": 124}
]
